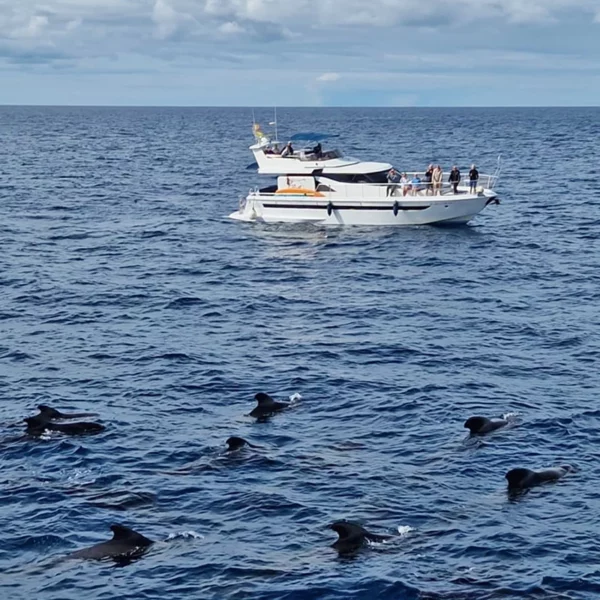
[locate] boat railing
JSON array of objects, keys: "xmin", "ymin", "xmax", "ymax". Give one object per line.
[
  {"xmin": 252, "ymin": 173, "xmax": 498, "ymax": 199},
  {"xmin": 380, "ymin": 172, "xmax": 499, "ymax": 190}
]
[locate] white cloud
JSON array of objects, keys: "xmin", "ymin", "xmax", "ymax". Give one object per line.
[
  {"xmin": 0, "ymin": 0, "xmax": 598, "ymax": 85},
  {"xmin": 219, "ymin": 21, "xmax": 246, "ymax": 34},
  {"xmin": 317, "ymin": 72, "xmax": 341, "ymax": 82},
  {"xmin": 152, "ymin": 0, "xmax": 180, "ymax": 39},
  {"xmin": 14, "ymin": 15, "xmax": 49, "ymax": 38},
  {"xmin": 65, "ymin": 18, "xmax": 82, "ymax": 31},
  {"xmin": 195, "ymin": 0, "xmax": 600, "ymax": 26}
]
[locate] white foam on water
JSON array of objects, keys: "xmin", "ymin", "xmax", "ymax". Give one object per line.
[
  {"xmin": 397, "ymin": 525, "xmax": 415, "ymax": 536},
  {"xmin": 166, "ymin": 531, "xmax": 204, "ymax": 541},
  {"xmin": 289, "ymin": 393, "xmax": 302, "ymax": 403}
]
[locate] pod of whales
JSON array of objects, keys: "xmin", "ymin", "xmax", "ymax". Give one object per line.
[
  {"xmin": 330, "ymin": 521, "xmax": 391, "ymax": 555},
  {"xmin": 69, "ymin": 524, "xmax": 153, "ymax": 561},
  {"xmin": 249, "ymin": 393, "xmax": 289, "ymax": 419},
  {"xmin": 464, "ymin": 416, "xmax": 509, "ymax": 435},
  {"xmin": 11, "ymin": 393, "xmax": 577, "ymax": 562},
  {"xmin": 505, "ymin": 466, "xmax": 572, "ymax": 490}
]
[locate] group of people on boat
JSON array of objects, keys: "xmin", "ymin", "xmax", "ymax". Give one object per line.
[{"xmin": 386, "ymin": 164, "xmax": 480, "ymax": 197}]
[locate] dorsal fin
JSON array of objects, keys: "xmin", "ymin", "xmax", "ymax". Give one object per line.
[
  {"xmin": 331, "ymin": 521, "xmax": 364, "ymax": 540},
  {"xmin": 255, "ymin": 393, "xmax": 275, "ymax": 406},
  {"xmin": 111, "ymin": 524, "xmax": 135, "ymax": 540},
  {"xmin": 38, "ymin": 405, "xmax": 61, "ymax": 419},
  {"xmin": 226, "ymin": 437, "xmax": 247, "ymax": 450},
  {"xmin": 110, "ymin": 524, "xmax": 153, "ymax": 546},
  {"xmin": 464, "ymin": 416, "xmax": 487, "ymax": 430}
]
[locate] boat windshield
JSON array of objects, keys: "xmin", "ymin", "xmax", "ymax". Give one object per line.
[
  {"xmin": 298, "ymin": 148, "xmax": 342, "ymax": 161},
  {"xmin": 263, "ymin": 145, "xmax": 343, "ymax": 161}
]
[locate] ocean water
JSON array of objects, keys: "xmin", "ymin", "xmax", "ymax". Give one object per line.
[{"xmin": 0, "ymin": 106, "xmax": 599, "ymax": 600}]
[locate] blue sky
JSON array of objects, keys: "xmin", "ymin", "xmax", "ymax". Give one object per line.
[{"xmin": 1, "ymin": 0, "xmax": 600, "ymax": 106}]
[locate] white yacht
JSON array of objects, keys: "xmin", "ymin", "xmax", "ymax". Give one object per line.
[{"xmin": 229, "ymin": 125, "xmax": 500, "ymax": 226}]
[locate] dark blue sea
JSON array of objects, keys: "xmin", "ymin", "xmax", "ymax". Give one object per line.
[{"xmin": 1, "ymin": 106, "xmax": 599, "ymax": 600}]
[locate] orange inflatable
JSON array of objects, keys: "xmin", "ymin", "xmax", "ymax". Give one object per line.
[{"xmin": 275, "ymin": 188, "xmax": 325, "ymax": 197}]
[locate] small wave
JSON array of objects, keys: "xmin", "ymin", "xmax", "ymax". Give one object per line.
[
  {"xmin": 139, "ymin": 230, "xmax": 168, "ymax": 239},
  {"xmin": 47, "ymin": 232, "xmax": 92, "ymax": 241},
  {"xmin": 166, "ymin": 297, "xmax": 203, "ymax": 309},
  {"xmin": 0, "ymin": 350, "xmax": 33, "ymax": 361}
]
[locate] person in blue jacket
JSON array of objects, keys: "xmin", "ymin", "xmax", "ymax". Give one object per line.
[{"xmin": 410, "ymin": 173, "xmax": 422, "ymax": 196}]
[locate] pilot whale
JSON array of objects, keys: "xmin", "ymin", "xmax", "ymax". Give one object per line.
[
  {"xmin": 329, "ymin": 521, "xmax": 392, "ymax": 555},
  {"xmin": 464, "ymin": 416, "xmax": 509, "ymax": 435},
  {"xmin": 25, "ymin": 416, "xmax": 105, "ymax": 436},
  {"xmin": 37, "ymin": 405, "xmax": 98, "ymax": 420},
  {"xmin": 69, "ymin": 524, "xmax": 153, "ymax": 561},
  {"xmin": 249, "ymin": 393, "xmax": 289, "ymax": 419},
  {"xmin": 226, "ymin": 437, "xmax": 259, "ymax": 452},
  {"xmin": 505, "ymin": 466, "xmax": 572, "ymax": 490}
]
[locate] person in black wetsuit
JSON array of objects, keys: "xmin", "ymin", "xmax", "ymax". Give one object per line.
[
  {"xmin": 448, "ymin": 165, "xmax": 461, "ymax": 194},
  {"xmin": 312, "ymin": 142, "xmax": 322, "ymax": 159}
]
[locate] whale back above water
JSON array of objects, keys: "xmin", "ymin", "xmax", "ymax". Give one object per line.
[
  {"xmin": 69, "ymin": 524, "xmax": 154, "ymax": 561},
  {"xmin": 330, "ymin": 521, "xmax": 391, "ymax": 554},
  {"xmin": 249, "ymin": 393, "xmax": 289, "ymax": 419},
  {"xmin": 37, "ymin": 405, "xmax": 98, "ymax": 420},
  {"xmin": 505, "ymin": 466, "xmax": 572, "ymax": 489},
  {"xmin": 24, "ymin": 416, "xmax": 105, "ymax": 436},
  {"xmin": 464, "ymin": 416, "xmax": 508, "ymax": 435},
  {"xmin": 226, "ymin": 436, "xmax": 251, "ymax": 451}
]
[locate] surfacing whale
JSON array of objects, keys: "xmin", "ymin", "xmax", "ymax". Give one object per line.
[
  {"xmin": 69, "ymin": 524, "xmax": 153, "ymax": 562},
  {"xmin": 464, "ymin": 416, "xmax": 509, "ymax": 435},
  {"xmin": 330, "ymin": 521, "xmax": 391, "ymax": 555},
  {"xmin": 37, "ymin": 405, "xmax": 98, "ymax": 420},
  {"xmin": 249, "ymin": 393, "xmax": 289, "ymax": 419},
  {"xmin": 226, "ymin": 437, "xmax": 258, "ymax": 452},
  {"xmin": 505, "ymin": 466, "xmax": 572, "ymax": 490},
  {"xmin": 25, "ymin": 416, "xmax": 105, "ymax": 436}
]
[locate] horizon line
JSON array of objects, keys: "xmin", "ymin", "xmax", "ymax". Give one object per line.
[{"xmin": 1, "ymin": 104, "xmax": 599, "ymax": 109}]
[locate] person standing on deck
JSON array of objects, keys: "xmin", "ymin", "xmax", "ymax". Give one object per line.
[
  {"xmin": 424, "ymin": 164, "xmax": 434, "ymax": 195},
  {"xmin": 448, "ymin": 165, "xmax": 461, "ymax": 194},
  {"xmin": 432, "ymin": 165, "xmax": 443, "ymax": 195},
  {"xmin": 469, "ymin": 164, "xmax": 479, "ymax": 194},
  {"xmin": 386, "ymin": 168, "xmax": 401, "ymax": 196}
]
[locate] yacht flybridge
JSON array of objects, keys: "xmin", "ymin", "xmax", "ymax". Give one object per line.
[{"xmin": 229, "ymin": 125, "xmax": 500, "ymax": 226}]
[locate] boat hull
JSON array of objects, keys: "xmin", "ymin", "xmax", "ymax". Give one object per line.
[{"xmin": 229, "ymin": 193, "xmax": 497, "ymax": 226}]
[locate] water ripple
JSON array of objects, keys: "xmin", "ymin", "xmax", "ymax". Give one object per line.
[{"xmin": 0, "ymin": 106, "xmax": 599, "ymax": 600}]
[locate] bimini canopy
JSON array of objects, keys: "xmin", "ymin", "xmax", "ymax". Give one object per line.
[{"xmin": 289, "ymin": 132, "xmax": 339, "ymax": 142}]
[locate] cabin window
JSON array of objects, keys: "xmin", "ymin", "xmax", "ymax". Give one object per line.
[{"xmin": 324, "ymin": 171, "xmax": 389, "ymax": 184}]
